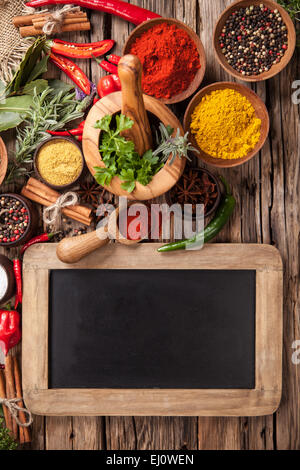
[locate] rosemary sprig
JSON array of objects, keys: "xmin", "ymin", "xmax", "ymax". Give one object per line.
[
  {"xmin": 153, "ymin": 123, "xmax": 198, "ymax": 166},
  {"xmin": 6, "ymin": 87, "xmax": 84, "ymax": 182}
]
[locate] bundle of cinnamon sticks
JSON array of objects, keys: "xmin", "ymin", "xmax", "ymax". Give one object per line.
[
  {"xmin": 0, "ymin": 355, "xmax": 31, "ymax": 444},
  {"xmin": 13, "ymin": 11, "xmax": 91, "ymax": 38},
  {"xmin": 21, "ymin": 177, "xmax": 93, "ymax": 226}
]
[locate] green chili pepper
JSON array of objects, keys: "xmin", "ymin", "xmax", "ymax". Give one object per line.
[{"xmin": 157, "ymin": 177, "xmax": 236, "ymax": 253}]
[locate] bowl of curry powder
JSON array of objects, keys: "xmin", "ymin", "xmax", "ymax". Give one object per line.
[{"xmin": 34, "ymin": 137, "xmax": 85, "ymax": 190}]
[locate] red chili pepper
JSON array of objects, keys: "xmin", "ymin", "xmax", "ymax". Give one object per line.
[
  {"xmin": 13, "ymin": 259, "xmax": 22, "ymax": 310},
  {"xmin": 97, "ymin": 75, "xmax": 119, "ymax": 98},
  {"xmin": 49, "ymin": 39, "xmax": 115, "ymax": 59},
  {"xmin": 106, "ymin": 54, "xmax": 121, "ymax": 65},
  {"xmin": 93, "ymin": 97, "xmax": 100, "ymax": 105},
  {"xmin": 0, "ymin": 309, "xmax": 21, "ymax": 356},
  {"xmin": 20, "ymin": 232, "xmax": 58, "ymax": 256},
  {"xmin": 98, "ymin": 60, "xmax": 118, "ymax": 75},
  {"xmin": 111, "ymin": 73, "xmax": 121, "ymax": 90},
  {"xmin": 50, "ymin": 52, "xmax": 91, "ymax": 95},
  {"xmin": 78, "ymin": 120, "xmax": 86, "ymax": 128},
  {"xmin": 76, "ymin": 135, "xmax": 83, "ymax": 142},
  {"xmin": 26, "ymin": 0, "xmax": 161, "ymax": 25},
  {"xmin": 47, "ymin": 129, "xmax": 83, "ymax": 136}
]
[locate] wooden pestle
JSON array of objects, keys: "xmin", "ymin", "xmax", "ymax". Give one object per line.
[
  {"xmin": 118, "ymin": 55, "xmax": 152, "ymax": 156},
  {"xmin": 56, "ymin": 205, "xmax": 141, "ymax": 264},
  {"xmin": 56, "ymin": 226, "xmax": 109, "ymax": 264}
]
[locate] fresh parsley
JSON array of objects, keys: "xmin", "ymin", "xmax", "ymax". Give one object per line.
[
  {"xmin": 94, "ymin": 115, "xmax": 163, "ymax": 193},
  {"xmin": 94, "ymin": 115, "xmax": 198, "ymax": 194}
]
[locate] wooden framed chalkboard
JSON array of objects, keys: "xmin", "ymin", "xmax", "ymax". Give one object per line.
[{"xmin": 22, "ymin": 243, "xmax": 283, "ymax": 417}]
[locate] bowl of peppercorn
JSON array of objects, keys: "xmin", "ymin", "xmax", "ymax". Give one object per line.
[
  {"xmin": 0, "ymin": 194, "xmax": 38, "ymax": 247},
  {"xmin": 213, "ymin": 0, "xmax": 296, "ymax": 82}
]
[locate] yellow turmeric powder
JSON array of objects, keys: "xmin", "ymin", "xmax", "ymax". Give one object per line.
[
  {"xmin": 190, "ymin": 89, "xmax": 261, "ymax": 160},
  {"xmin": 37, "ymin": 139, "xmax": 83, "ymax": 186}
]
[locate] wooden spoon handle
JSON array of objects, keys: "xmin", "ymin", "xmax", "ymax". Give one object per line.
[
  {"xmin": 56, "ymin": 227, "xmax": 109, "ymax": 264},
  {"xmin": 118, "ymin": 54, "xmax": 152, "ymax": 156}
]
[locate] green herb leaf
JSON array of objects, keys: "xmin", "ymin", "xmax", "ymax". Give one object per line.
[
  {"xmin": 27, "ymin": 54, "xmax": 49, "ymax": 83},
  {"xmin": 0, "ymin": 95, "xmax": 33, "ymax": 132},
  {"xmin": 116, "ymin": 114, "xmax": 134, "ymax": 133},
  {"xmin": 6, "ymin": 86, "xmax": 84, "ymax": 182},
  {"xmin": 6, "ymin": 37, "xmax": 48, "ymax": 94},
  {"xmin": 121, "ymin": 180, "xmax": 136, "ymax": 193},
  {"xmin": 95, "ymin": 115, "xmax": 112, "ymax": 133},
  {"xmin": 93, "ymin": 114, "xmax": 162, "ymax": 193},
  {"xmin": 47, "ymin": 79, "xmax": 74, "ymax": 93},
  {"xmin": 22, "ymin": 79, "xmax": 48, "ymax": 96},
  {"xmin": 0, "ymin": 418, "xmax": 18, "ymax": 450}
]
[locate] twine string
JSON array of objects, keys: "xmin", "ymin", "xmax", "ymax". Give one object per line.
[
  {"xmin": 0, "ymin": 397, "xmax": 33, "ymax": 427},
  {"xmin": 43, "ymin": 192, "xmax": 78, "ymax": 225},
  {"xmin": 43, "ymin": 4, "xmax": 81, "ymax": 35}
]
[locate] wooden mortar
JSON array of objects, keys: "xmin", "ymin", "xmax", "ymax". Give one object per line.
[{"xmin": 82, "ymin": 55, "xmax": 186, "ymax": 201}]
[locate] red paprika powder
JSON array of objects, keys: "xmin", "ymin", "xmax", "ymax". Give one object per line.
[{"xmin": 129, "ymin": 22, "xmax": 201, "ymax": 100}]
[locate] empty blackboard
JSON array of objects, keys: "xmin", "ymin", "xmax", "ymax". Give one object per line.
[{"xmin": 49, "ymin": 269, "xmax": 256, "ymax": 390}]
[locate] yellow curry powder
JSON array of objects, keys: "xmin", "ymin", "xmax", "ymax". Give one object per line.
[
  {"xmin": 190, "ymin": 89, "xmax": 262, "ymax": 160},
  {"xmin": 37, "ymin": 139, "xmax": 83, "ymax": 186}
]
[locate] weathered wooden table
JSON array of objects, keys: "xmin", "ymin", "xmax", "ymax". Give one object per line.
[{"xmin": 1, "ymin": 0, "xmax": 299, "ymax": 450}]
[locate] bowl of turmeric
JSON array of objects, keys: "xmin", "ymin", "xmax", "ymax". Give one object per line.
[
  {"xmin": 184, "ymin": 82, "xmax": 270, "ymax": 168},
  {"xmin": 34, "ymin": 137, "xmax": 85, "ymax": 190}
]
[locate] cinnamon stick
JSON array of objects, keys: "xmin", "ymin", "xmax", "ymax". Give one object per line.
[
  {"xmin": 13, "ymin": 12, "xmax": 46, "ymax": 27},
  {"xmin": 21, "ymin": 187, "xmax": 92, "ymax": 226},
  {"xmin": 5, "ymin": 356, "xmax": 18, "ymax": 441},
  {"xmin": 32, "ymin": 13, "xmax": 87, "ymax": 28},
  {"xmin": 20, "ymin": 22, "xmax": 91, "ymax": 38},
  {"xmin": 27, "ymin": 178, "xmax": 92, "ymax": 220},
  {"xmin": 13, "ymin": 357, "xmax": 31, "ymax": 444},
  {"xmin": 0, "ymin": 369, "xmax": 11, "ymax": 433},
  {"xmin": 13, "ymin": 11, "xmax": 86, "ymax": 27}
]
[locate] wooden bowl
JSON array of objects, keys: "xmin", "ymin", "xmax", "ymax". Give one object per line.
[
  {"xmin": 34, "ymin": 136, "xmax": 85, "ymax": 191},
  {"xmin": 166, "ymin": 167, "xmax": 222, "ymax": 219},
  {"xmin": 82, "ymin": 91, "xmax": 186, "ymax": 201},
  {"xmin": 213, "ymin": 0, "xmax": 296, "ymax": 82},
  {"xmin": 0, "ymin": 193, "xmax": 39, "ymax": 248},
  {"xmin": 0, "ymin": 137, "xmax": 8, "ymax": 186},
  {"xmin": 123, "ymin": 18, "xmax": 206, "ymax": 104},
  {"xmin": 184, "ymin": 82, "xmax": 270, "ymax": 168}
]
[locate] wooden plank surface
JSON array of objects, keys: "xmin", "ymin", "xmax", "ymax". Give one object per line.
[{"xmin": 0, "ymin": 0, "xmax": 299, "ymax": 450}]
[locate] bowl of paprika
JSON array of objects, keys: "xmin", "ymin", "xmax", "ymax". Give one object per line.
[{"xmin": 123, "ymin": 18, "xmax": 206, "ymax": 104}]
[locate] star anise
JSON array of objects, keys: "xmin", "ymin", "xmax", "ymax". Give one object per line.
[
  {"xmin": 78, "ymin": 182, "xmax": 108, "ymax": 209},
  {"xmin": 170, "ymin": 168, "xmax": 219, "ymax": 215}
]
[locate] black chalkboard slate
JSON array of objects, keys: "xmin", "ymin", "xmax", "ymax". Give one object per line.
[{"xmin": 49, "ymin": 269, "xmax": 256, "ymax": 390}]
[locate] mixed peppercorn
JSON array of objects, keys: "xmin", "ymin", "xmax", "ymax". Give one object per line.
[
  {"xmin": 0, "ymin": 196, "xmax": 29, "ymax": 244},
  {"xmin": 219, "ymin": 4, "xmax": 288, "ymax": 76}
]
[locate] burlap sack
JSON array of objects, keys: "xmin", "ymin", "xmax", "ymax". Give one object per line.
[{"xmin": 0, "ymin": 0, "xmax": 36, "ymax": 83}]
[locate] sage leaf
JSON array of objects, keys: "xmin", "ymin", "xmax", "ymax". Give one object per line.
[
  {"xmin": 0, "ymin": 112, "xmax": 24, "ymax": 132},
  {"xmin": 0, "ymin": 95, "xmax": 33, "ymax": 131},
  {"xmin": 22, "ymin": 79, "xmax": 48, "ymax": 96},
  {"xmin": 0, "ymin": 95, "xmax": 33, "ymax": 113},
  {"xmin": 47, "ymin": 79, "xmax": 74, "ymax": 93}
]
